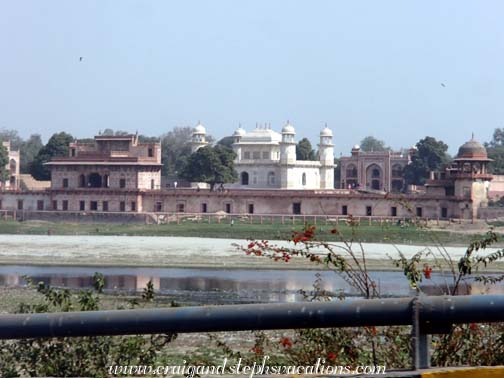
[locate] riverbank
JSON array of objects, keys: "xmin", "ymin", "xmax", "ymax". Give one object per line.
[
  {"xmin": 0, "ymin": 218, "xmax": 496, "ymax": 245},
  {"xmin": 0, "ymin": 233, "xmax": 503, "ymax": 271}
]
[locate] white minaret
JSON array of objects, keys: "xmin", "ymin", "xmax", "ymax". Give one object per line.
[
  {"xmin": 279, "ymin": 121, "xmax": 297, "ymax": 188},
  {"xmin": 191, "ymin": 121, "xmax": 208, "ymax": 153},
  {"xmin": 319, "ymin": 125, "xmax": 335, "ymax": 189},
  {"xmin": 279, "ymin": 121, "xmax": 296, "ymax": 164},
  {"xmin": 232, "ymin": 125, "xmax": 246, "ymax": 162}
]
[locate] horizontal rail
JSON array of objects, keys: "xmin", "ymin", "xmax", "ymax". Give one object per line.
[{"xmin": 0, "ymin": 295, "xmax": 502, "ymax": 340}]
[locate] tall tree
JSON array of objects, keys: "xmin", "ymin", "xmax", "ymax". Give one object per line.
[
  {"xmin": 360, "ymin": 136, "xmax": 388, "ymax": 152},
  {"xmin": 487, "ymin": 128, "xmax": 504, "ymax": 148},
  {"xmin": 0, "ymin": 142, "xmax": 9, "ymax": 184},
  {"xmin": 100, "ymin": 128, "xmax": 130, "ymax": 136},
  {"xmin": 485, "ymin": 128, "xmax": 504, "ymax": 174},
  {"xmin": 488, "ymin": 146, "xmax": 504, "ymax": 174},
  {"xmin": 0, "ymin": 129, "xmax": 23, "ymax": 150},
  {"xmin": 160, "ymin": 127, "xmax": 214, "ymax": 177},
  {"xmin": 179, "ymin": 145, "xmax": 237, "ymax": 190},
  {"xmin": 296, "ymin": 138, "xmax": 316, "ymax": 160},
  {"xmin": 217, "ymin": 136, "xmax": 235, "ymax": 148},
  {"xmin": 19, "ymin": 134, "xmax": 43, "ymax": 174},
  {"xmin": 30, "ymin": 132, "xmax": 74, "ymax": 180},
  {"xmin": 334, "ymin": 157, "xmax": 341, "ymax": 188},
  {"xmin": 160, "ymin": 127, "xmax": 194, "ymax": 177},
  {"xmin": 404, "ymin": 137, "xmax": 450, "ymax": 185},
  {"xmin": 138, "ymin": 135, "xmax": 159, "ymax": 143}
]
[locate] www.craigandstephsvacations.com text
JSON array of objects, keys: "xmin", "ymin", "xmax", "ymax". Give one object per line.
[{"xmin": 108, "ymin": 357, "xmax": 386, "ymax": 377}]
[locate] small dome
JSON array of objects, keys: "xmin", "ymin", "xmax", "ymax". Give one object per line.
[
  {"xmin": 233, "ymin": 127, "xmax": 246, "ymax": 137},
  {"xmin": 353, "ymin": 144, "xmax": 360, "ymax": 150},
  {"xmin": 282, "ymin": 122, "xmax": 295, "ymax": 134},
  {"xmin": 456, "ymin": 137, "xmax": 488, "ymax": 159},
  {"xmin": 194, "ymin": 122, "xmax": 206, "ymax": 134},
  {"xmin": 320, "ymin": 127, "xmax": 333, "ymax": 137}
]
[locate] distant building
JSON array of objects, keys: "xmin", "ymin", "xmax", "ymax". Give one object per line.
[
  {"xmin": 339, "ymin": 145, "xmax": 412, "ymax": 192},
  {"xmin": 43, "ymin": 134, "xmax": 162, "ymax": 211},
  {"xmin": 0, "ymin": 131, "xmax": 497, "ymax": 221},
  {"xmin": 426, "ymin": 137, "xmax": 493, "ymax": 219},
  {"xmin": 191, "ymin": 122, "xmax": 334, "ymax": 190},
  {"xmin": 1, "ymin": 141, "xmax": 20, "ymax": 190}
]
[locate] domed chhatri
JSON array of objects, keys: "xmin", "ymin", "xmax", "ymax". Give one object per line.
[
  {"xmin": 233, "ymin": 126, "xmax": 246, "ymax": 137},
  {"xmin": 191, "ymin": 122, "xmax": 208, "ymax": 153},
  {"xmin": 194, "ymin": 122, "xmax": 206, "ymax": 134},
  {"xmin": 455, "ymin": 136, "xmax": 490, "ymax": 161},
  {"xmin": 320, "ymin": 126, "xmax": 333, "ymax": 137},
  {"xmin": 281, "ymin": 121, "xmax": 295, "ymax": 134}
]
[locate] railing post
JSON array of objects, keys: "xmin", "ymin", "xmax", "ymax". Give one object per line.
[{"xmin": 411, "ymin": 297, "xmax": 430, "ymax": 370}]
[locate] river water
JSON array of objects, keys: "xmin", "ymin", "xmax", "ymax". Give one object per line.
[{"xmin": 0, "ymin": 235, "xmax": 502, "ymax": 304}]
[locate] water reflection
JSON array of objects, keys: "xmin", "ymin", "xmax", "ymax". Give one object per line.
[{"xmin": 0, "ymin": 265, "xmax": 502, "ymax": 304}]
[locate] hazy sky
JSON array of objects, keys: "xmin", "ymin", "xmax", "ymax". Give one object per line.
[{"xmin": 1, "ymin": 1, "xmax": 503, "ymax": 155}]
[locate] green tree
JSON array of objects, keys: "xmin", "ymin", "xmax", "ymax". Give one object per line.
[
  {"xmin": 296, "ymin": 138, "xmax": 316, "ymax": 160},
  {"xmin": 334, "ymin": 157, "xmax": 341, "ymax": 188},
  {"xmin": 138, "ymin": 135, "xmax": 159, "ymax": 143},
  {"xmin": 404, "ymin": 137, "xmax": 450, "ymax": 185},
  {"xmin": 179, "ymin": 145, "xmax": 237, "ymax": 190},
  {"xmin": 488, "ymin": 146, "xmax": 504, "ymax": 174},
  {"xmin": 0, "ymin": 128, "xmax": 23, "ymax": 150},
  {"xmin": 160, "ymin": 127, "xmax": 194, "ymax": 177},
  {"xmin": 160, "ymin": 127, "xmax": 214, "ymax": 177},
  {"xmin": 0, "ymin": 142, "xmax": 9, "ymax": 184},
  {"xmin": 487, "ymin": 128, "xmax": 504, "ymax": 148},
  {"xmin": 217, "ymin": 136, "xmax": 235, "ymax": 148},
  {"xmin": 30, "ymin": 132, "xmax": 74, "ymax": 180},
  {"xmin": 360, "ymin": 136, "xmax": 388, "ymax": 152},
  {"xmin": 19, "ymin": 134, "xmax": 43, "ymax": 173},
  {"xmin": 485, "ymin": 128, "xmax": 504, "ymax": 174}
]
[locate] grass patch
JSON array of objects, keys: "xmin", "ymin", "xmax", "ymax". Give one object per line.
[{"xmin": 0, "ymin": 218, "xmax": 480, "ymax": 245}]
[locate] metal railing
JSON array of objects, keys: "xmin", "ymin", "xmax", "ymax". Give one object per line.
[{"xmin": 0, "ymin": 295, "xmax": 502, "ymax": 370}]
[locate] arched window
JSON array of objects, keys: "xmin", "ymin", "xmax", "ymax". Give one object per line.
[
  {"xmin": 302, "ymin": 172, "xmax": 307, "ymax": 186},
  {"xmin": 392, "ymin": 164, "xmax": 403, "ymax": 178},
  {"xmin": 366, "ymin": 164, "xmax": 382, "ymax": 190},
  {"xmin": 79, "ymin": 174, "xmax": 86, "ymax": 188},
  {"xmin": 267, "ymin": 172, "xmax": 275, "ymax": 186},
  {"xmin": 88, "ymin": 173, "xmax": 102, "ymax": 188},
  {"xmin": 9, "ymin": 159, "xmax": 16, "ymax": 172},
  {"xmin": 392, "ymin": 180, "xmax": 403, "ymax": 192},
  {"xmin": 241, "ymin": 172, "xmax": 249, "ymax": 185},
  {"xmin": 346, "ymin": 164, "xmax": 357, "ymax": 178}
]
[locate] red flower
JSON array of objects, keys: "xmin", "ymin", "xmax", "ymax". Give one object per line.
[
  {"xmin": 366, "ymin": 326, "xmax": 377, "ymax": 336},
  {"xmin": 327, "ymin": 351, "xmax": 337, "ymax": 361},
  {"xmin": 280, "ymin": 337, "xmax": 292, "ymax": 348},
  {"xmin": 469, "ymin": 323, "xmax": 478, "ymax": 331},
  {"xmin": 251, "ymin": 346, "xmax": 263, "ymax": 355},
  {"xmin": 292, "ymin": 234, "xmax": 302, "ymax": 244},
  {"xmin": 423, "ymin": 265, "xmax": 433, "ymax": 279},
  {"xmin": 247, "ymin": 242, "xmax": 255, "ymax": 249}
]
